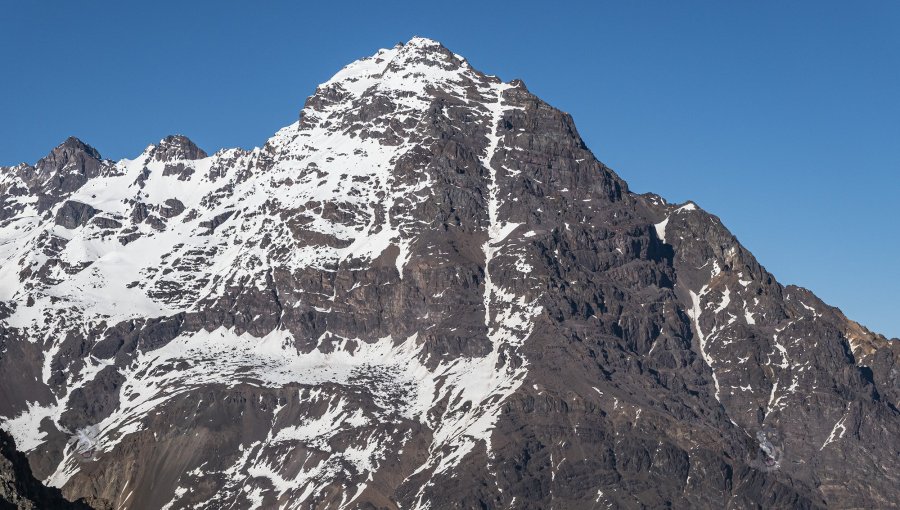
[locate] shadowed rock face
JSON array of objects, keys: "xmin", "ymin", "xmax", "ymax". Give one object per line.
[
  {"xmin": 0, "ymin": 430, "xmax": 92, "ymax": 509},
  {"xmin": 0, "ymin": 37, "xmax": 897, "ymax": 510}
]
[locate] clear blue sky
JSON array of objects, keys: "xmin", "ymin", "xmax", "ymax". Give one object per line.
[{"xmin": 1, "ymin": 1, "xmax": 897, "ymax": 338}]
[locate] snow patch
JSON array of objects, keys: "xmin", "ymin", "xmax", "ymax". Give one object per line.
[{"xmin": 654, "ymin": 216, "xmax": 669, "ymax": 243}]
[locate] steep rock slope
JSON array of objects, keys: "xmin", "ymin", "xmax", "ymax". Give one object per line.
[
  {"xmin": 0, "ymin": 429, "xmax": 91, "ymax": 509},
  {"xmin": 0, "ymin": 37, "xmax": 897, "ymax": 509}
]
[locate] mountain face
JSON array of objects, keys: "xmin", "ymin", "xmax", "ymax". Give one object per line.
[
  {"xmin": 0, "ymin": 430, "xmax": 92, "ymax": 509},
  {"xmin": 0, "ymin": 37, "xmax": 898, "ymax": 510}
]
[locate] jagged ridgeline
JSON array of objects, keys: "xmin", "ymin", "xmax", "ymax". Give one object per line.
[{"xmin": 0, "ymin": 37, "xmax": 897, "ymax": 510}]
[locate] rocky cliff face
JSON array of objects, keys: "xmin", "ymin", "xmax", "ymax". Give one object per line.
[
  {"xmin": 1, "ymin": 37, "xmax": 897, "ymax": 510},
  {"xmin": 0, "ymin": 430, "xmax": 91, "ymax": 509}
]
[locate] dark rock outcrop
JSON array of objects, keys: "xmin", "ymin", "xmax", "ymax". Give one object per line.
[
  {"xmin": 149, "ymin": 135, "xmax": 207, "ymax": 162},
  {"xmin": 54, "ymin": 201, "xmax": 100, "ymax": 229},
  {"xmin": 0, "ymin": 430, "xmax": 92, "ymax": 509}
]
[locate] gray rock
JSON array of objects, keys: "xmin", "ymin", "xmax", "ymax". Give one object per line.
[
  {"xmin": 54, "ymin": 200, "xmax": 99, "ymax": 229},
  {"xmin": 149, "ymin": 135, "xmax": 207, "ymax": 162}
]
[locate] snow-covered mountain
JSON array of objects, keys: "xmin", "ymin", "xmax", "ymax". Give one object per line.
[{"xmin": 1, "ymin": 37, "xmax": 897, "ymax": 509}]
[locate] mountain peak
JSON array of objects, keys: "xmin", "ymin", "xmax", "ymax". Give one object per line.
[
  {"xmin": 318, "ymin": 36, "xmax": 475, "ymax": 101},
  {"xmin": 148, "ymin": 134, "xmax": 207, "ymax": 162},
  {"xmin": 34, "ymin": 136, "xmax": 102, "ymax": 176},
  {"xmin": 49, "ymin": 136, "xmax": 102, "ymax": 161},
  {"xmin": 401, "ymin": 35, "xmax": 445, "ymax": 51},
  {"xmin": 390, "ymin": 35, "xmax": 464, "ymax": 69}
]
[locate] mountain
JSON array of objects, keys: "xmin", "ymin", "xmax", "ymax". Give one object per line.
[{"xmin": 0, "ymin": 37, "xmax": 897, "ymax": 510}]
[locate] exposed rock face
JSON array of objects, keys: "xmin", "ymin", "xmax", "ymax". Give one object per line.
[
  {"xmin": 54, "ymin": 201, "xmax": 100, "ymax": 229},
  {"xmin": 149, "ymin": 135, "xmax": 208, "ymax": 162},
  {"xmin": 0, "ymin": 430, "xmax": 91, "ymax": 509},
  {"xmin": 0, "ymin": 137, "xmax": 108, "ymax": 222},
  {"xmin": 0, "ymin": 37, "xmax": 897, "ymax": 509}
]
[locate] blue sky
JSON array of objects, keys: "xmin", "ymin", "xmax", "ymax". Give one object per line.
[{"xmin": 1, "ymin": 1, "xmax": 897, "ymax": 337}]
